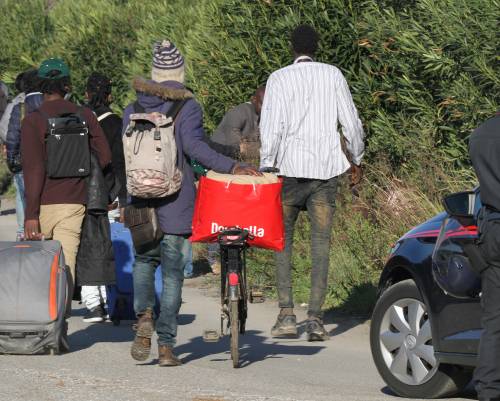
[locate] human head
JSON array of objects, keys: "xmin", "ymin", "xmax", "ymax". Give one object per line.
[
  {"xmin": 21, "ymin": 69, "xmax": 42, "ymax": 94},
  {"xmin": 151, "ymin": 40, "xmax": 185, "ymax": 84},
  {"xmin": 15, "ymin": 72, "xmax": 25, "ymax": 93},
  {"xmin": 251, "ymin": 86, "xmax": 266, "ymax": 116},
  {"xmin": 291, "ymin": 24, "xmax": 319, "ymax": 58},
  {"xmin": 85, "ymin": 72, "xmax": 112, "ymax": 110},
  {"xmin": 37, "ymin": 58, "xmax": 71, "ymax": 97}
]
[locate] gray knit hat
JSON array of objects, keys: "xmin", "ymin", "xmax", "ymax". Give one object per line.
[{"xmin": 151, "ymin": 40, "xmax": 185, "ymax": 83}]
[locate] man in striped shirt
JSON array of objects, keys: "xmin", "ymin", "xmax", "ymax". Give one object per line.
[{"xmin": 260, "ymin": 25, "xmax": 365, "ymax": 341}]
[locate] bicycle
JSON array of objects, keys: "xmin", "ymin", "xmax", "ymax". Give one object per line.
[{"xmin": 202, "ymin": 167, "xmax": 279, "ymax": 368}]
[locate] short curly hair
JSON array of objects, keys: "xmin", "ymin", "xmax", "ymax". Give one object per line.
[{"xmin": 291, "ymin": 25, "xmax": 319, "ymax": 56}]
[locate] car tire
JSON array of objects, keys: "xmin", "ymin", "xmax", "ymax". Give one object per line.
[{"xmin": 370, "ymin": 279, "xmax": 472, "ymax": 399}]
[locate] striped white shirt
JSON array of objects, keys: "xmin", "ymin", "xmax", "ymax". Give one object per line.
[{"xmin": 260, "ymin": 57, "xmax": 365, "ymax": 179}]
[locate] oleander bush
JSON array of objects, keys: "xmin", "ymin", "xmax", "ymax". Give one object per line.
[{"xmin": 0, "ymin": 0, "xmax": 498, "ymax": 313}]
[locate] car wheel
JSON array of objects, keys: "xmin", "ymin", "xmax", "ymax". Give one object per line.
[{"xmin": 370, "ymin": 279, "xmax": 471, "ymax": 399}]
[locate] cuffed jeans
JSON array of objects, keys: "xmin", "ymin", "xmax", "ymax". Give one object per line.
[
  {"xmin": 14, "ymin": 172, "xmax": 25, "ymax": 237},
  {"xmin": 133, "ymin": 234, "xmax": 190, "ymax": 347},
  {"xmin": 275, "ymin": 177, "xmax": 337, "ymax": 318},
  {"xmin": 475, "ymin": 265, "xmax": 500, "ymax": 399}
]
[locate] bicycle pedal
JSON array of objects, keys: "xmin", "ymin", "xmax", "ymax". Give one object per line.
[
  {"xmin": 202, "ymin": 329, "xmax": 221, "ymax": 343},
  {"xmin": 250, "ymin": 290, "xmax": 265, "ymax": 303}
]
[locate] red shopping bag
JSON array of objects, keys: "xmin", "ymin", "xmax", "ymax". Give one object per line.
[{"xmin": 191, "ymin": 175, "xmax": 284, "ymax": 251}]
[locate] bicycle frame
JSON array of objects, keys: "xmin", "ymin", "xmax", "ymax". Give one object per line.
[{"xmin": 218, "ymin": 228, "xmax": 250, "ymax": 336}]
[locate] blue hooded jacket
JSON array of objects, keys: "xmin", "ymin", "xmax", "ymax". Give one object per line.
[
  {"xmin": 6, "ymin": 92, "xmax": 43, "ymax": 172},
  {"xmin": 123, "ymin": 78, "xmax": 236, "ymax": 235}
]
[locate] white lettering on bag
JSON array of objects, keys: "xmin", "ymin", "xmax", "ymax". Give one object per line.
[{"xmin": 211, "ymin": 222, "xmax": 265, "ymax": 238}]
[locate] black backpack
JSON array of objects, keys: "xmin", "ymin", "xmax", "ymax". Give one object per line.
[{"xmin": 40, "ymin": 109, "xmax": 91, "ymax": 178}]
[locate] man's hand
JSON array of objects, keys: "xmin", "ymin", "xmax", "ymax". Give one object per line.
[
  {"xmin": 350, "ymin": 164, "xmax": 363, "ymax": 186},
  {"xmin": 25, "ymin": 219, "xmax": 43, "ymax": 241},
  {"xmin": 232, "ymin": 163, "xmax": 263, "ymax": 176}
]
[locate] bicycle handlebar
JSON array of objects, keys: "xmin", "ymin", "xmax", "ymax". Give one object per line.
[{"xmin": 218, "ymin": 227, "xmax": 253, "ymax": 246}]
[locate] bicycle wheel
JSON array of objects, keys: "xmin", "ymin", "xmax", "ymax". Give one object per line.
[{"xmin": 230, "ymin": 299, "xmax": 239, "ymax": 368}]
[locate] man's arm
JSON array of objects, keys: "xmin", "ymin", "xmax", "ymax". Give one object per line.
[
  {"xmin": 336, "ymin": 72, "xmax": 365, "ymax": 167},
  {"xmin": 178, "ymin": 100, "xmax": 236, "ymax": 174},
  {"xmin": 5, "ymin": 103, "xmax": 21, "ymax": 171},
  {"xmin": 259, "ymin": 74, "xmax": 286, "ymax": 169},
  {"xmin": 21, "ymin": 115, "xmax": 46, "ymax": 221}
]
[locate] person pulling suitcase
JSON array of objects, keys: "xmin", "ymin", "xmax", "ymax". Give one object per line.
[{"xmin": 21, "ymin": 58, "xmax": 111, "ymax": 307}]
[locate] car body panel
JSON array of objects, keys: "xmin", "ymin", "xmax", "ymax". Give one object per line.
[{"xmin": 379, "ymin": 199, "xmax": 482, "ymax": 366}]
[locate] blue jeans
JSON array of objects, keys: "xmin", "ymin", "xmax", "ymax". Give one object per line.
[
  {"xmin": 133, "ymin": 234, "xmax": 190, "ymax": 347},
  {"xmin": 13, "ymin": 172, "xmax": 25, "ymax": 237},
  {"xmin": 184, "ymin": 242, "xmax": 193, "ymax": 278}
]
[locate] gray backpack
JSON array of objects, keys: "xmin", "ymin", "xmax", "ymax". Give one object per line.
[{"xmin": 123, "ymin": 100, "xmax": 186, "ymax": 199}]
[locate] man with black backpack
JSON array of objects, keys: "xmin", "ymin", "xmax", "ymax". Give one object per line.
[
  {"xmin": 21, "ymin": 58, "xmax": 112, "ymax": 303},
  {"xmin": 123, "ymin": 40, "xmax": 259, "ymax": 367}
]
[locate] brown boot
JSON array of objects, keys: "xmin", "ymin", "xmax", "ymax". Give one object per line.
[
  {"xmin": 130, "ymin": 308, "xmax": 154, "ymax": 361},
  {"xmin": 158, "ymin": 344, "xmax": 182, "ymax": 367}
]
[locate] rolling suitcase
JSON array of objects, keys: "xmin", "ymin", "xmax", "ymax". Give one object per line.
[
  {"xmin": 0, "ymin": 241, "xmax": 69, "ymax": 355},
  {"xmin": 108, "ymin": 223, "xmax": 162, "ymax": 325}
]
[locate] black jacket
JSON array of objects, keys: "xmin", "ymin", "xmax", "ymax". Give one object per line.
[
  {"xmin": 469, "ymin": 115, "xmax": 500, "ymax": 212},
  {"xmin": 76, "ymin": 153, "xmax": 120, "ymax": 286},
  {"xmin": 94, "ymin": 105, "xmax": 127, "ymax": 205}
]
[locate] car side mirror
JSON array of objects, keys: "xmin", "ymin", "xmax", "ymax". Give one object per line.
[{"xmin": 442, "ymin": 191, "xmax": 476, "ymax": 218}]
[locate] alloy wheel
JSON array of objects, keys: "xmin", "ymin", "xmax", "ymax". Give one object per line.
[{"xmin": 379, "ymin": 298, "xmax": 437, "ymax": 385}]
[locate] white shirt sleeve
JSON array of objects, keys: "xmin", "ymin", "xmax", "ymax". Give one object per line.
[
  {"xmin": 259, "ymin": 74, "xmax": 287, "ymax": 169},
  {"xmin": 336, "ymin": 72, "xmax": 365, "ymax": 166}
]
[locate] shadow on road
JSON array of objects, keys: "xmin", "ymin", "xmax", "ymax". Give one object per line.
[
  {"xmin": 68, "ymin": 313, "xmax": 196, "ymax": 352},
  {"xmin": 380, "ymin": 383, "xmax": 476, "ymax": 399},
  {"xmin": 0, "ymin": 208, "xmax": 15, "ymax": 216},
  {"xmin": 69, "ymin": 322, "xmax": 134, "ymax": 352},
  {"xmin": 174, "ymin": 329, "xmax": 326, "ymax": 368}
]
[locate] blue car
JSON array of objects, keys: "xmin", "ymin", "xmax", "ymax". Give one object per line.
[{"xmin": 370, "ymin": 189, "xmax": 482, "ymax": 398}]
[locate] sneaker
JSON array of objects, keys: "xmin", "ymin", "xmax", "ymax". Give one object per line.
[
  {"xmin": 306, "ymin": 317, "xmax": 329, "ymax": 342},
  {"xmin": 158, "ymin": 344, "xmax": 182, "ymax": 366},
  {"xmin": 83, "ymin": 305, "xmax": 105, "ymax": 323},
  {"xmin": 271, "ymin": 313, "xmax": 298, "ymax": 338},
  {"xmin": 130, "ymin": 309, "xmax": 154, "ymax": 361}
]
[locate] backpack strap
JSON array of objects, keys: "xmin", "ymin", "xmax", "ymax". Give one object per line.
[
  {"xmin": 166, "ymin": 99, "xmax": 187, "ymax": 122},
  {"xmin": 133, "ymin": 101, "xmax": 145, "ymax": 114},
  {"xmin": 97, "ymin": 111, "xmax": 113, "ymax": 122}
]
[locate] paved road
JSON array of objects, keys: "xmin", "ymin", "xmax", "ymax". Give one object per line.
[{"xmin": 0, "ymin": 199, "xmax": 475, "ymax": 401}]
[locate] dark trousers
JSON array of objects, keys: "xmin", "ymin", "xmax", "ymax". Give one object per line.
[
  {"xmin": 475, "ymin": 265, "xmax": 500, "ymax": 399},
  {"xmin": 275, "ymin": 176, "xmax": 337, "ymax": 318}
]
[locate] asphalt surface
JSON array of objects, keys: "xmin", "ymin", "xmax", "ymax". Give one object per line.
[{"xmin": 0, "ymin": 198, "xmax": 475, "ymax": 401}]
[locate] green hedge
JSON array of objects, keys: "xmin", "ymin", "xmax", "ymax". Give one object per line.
[{"xmin": 0, "ymin": 0, "xmax": 498, "ymax": 312}]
